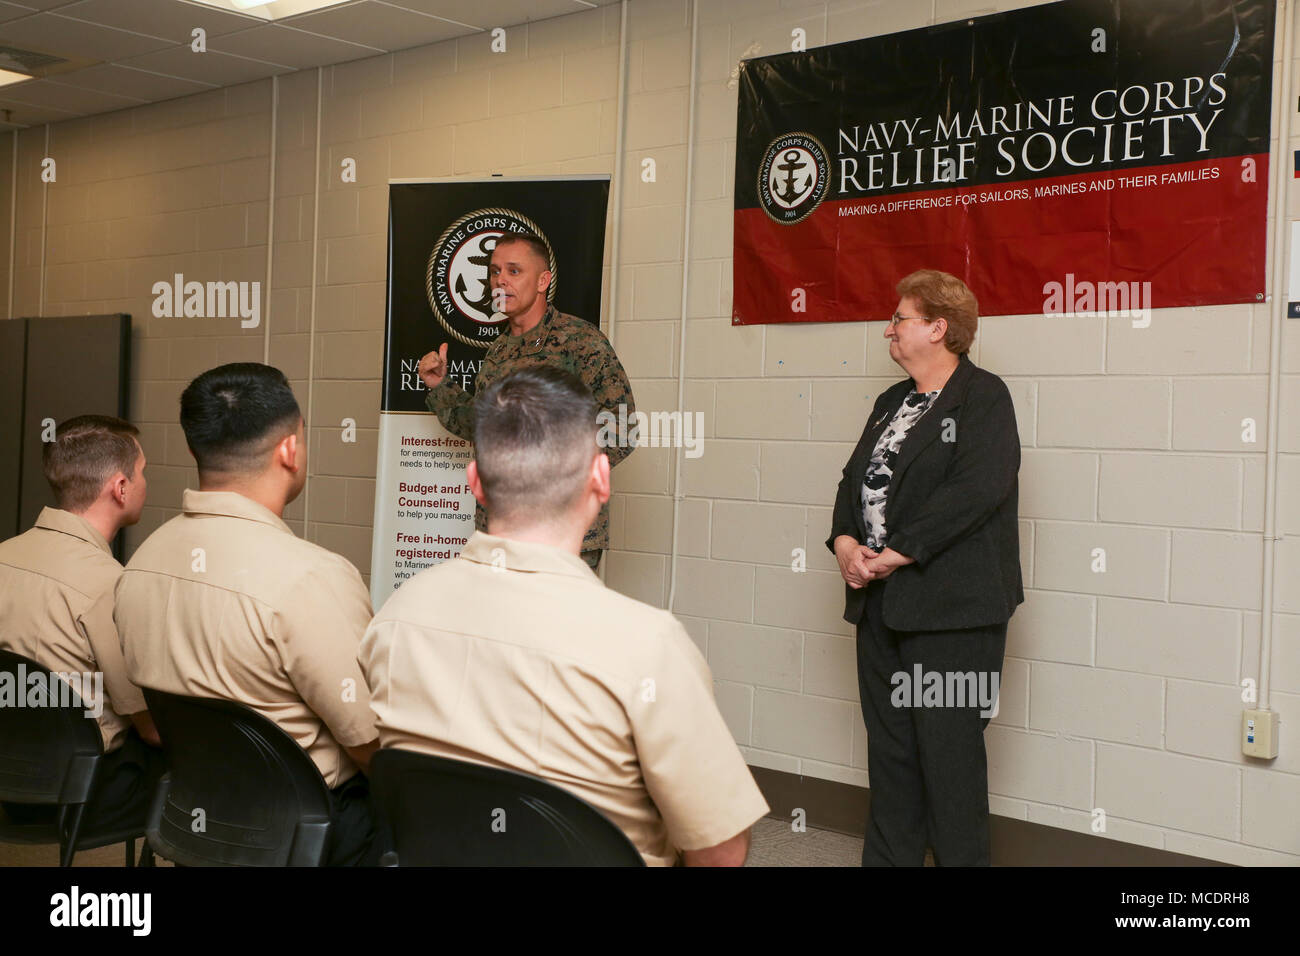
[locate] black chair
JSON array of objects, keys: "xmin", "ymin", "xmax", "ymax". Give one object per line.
[
  {"xmin": 142, "ymin": 688, "xmax": 332, "ymax": 867},
  {"xmin": 0, "ymin": 649, "xmax": 152, "ymax": 866},
  {"xmin": 370, "ymin": 747, "xmax": 645, "ymax": 866}
]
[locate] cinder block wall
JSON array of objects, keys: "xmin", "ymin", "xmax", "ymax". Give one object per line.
[{"xmin": 6, "ymin": 0, "xmax": 1298, "ymax": 865}]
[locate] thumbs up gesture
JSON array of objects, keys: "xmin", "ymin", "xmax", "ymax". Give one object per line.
[{"xmin": 418, "ymin": 342, "xmax": 449, "ymax": 389}]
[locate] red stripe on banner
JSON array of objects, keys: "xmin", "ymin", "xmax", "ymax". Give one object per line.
[{"xmin": 732, "ymin": 154, "xmax": 1268, "ymax": 324}]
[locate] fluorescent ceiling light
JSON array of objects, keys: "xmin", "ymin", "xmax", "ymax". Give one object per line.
[
  {"xmin": 0, "ymin": 68, "xmax": 32, "ymax": 88},
  {"xmin": 182, "ymin": 0, "xmax": 355, "ymax": 22}
]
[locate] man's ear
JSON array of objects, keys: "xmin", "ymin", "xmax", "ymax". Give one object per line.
[
  {"xmin": 277, "ymin": 431, "xmax": 299, "ymax": 473},
  {"xmin": 467, "ymin": 460, "xmax": 488, "ymax": 508},
  {"xmin": 537, "ymin": 269, "xmax": 553, "ymax": 294},
  {"xmin": 108, "ymin": 472, "xmax": 129, "ymax": 507},
  {"xmin": 591, "ymin": 452, "xmax": 611, "ymax": 505}
]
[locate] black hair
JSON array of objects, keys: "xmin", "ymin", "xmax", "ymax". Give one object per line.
[{"xmin": 180, "ymin": 363, "xmax": 301, "ymax": 476}]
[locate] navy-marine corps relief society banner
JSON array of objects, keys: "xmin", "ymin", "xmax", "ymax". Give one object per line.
[
  {"xmin": 372, "ymin": 177, "xmax": 609, "ymax": 609},
  {"xmin": 732, "ymin": 0, "xmax": 1275, "ymax": 324}
]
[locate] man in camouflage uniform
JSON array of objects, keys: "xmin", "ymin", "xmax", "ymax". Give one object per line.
[{"xmin": 418, "ymin": 232, "xmax": 635, "ymax": 571}]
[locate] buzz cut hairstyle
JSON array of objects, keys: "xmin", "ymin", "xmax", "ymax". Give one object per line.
[
  {"xmin": 472, "ymin": 366, "xmax": 598, "ymax": 524},
  {"xmin": 180, "ymin": 363, "xmax": 302, "ymax": 477},
  {"xmin": 492, "ymin": 231, "xmax": 551, "ymax": 272},
  {"xmin": 42, "ymin": 415, "xmax": 141, "ymax": 512}
]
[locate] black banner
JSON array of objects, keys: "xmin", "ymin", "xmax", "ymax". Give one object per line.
[
  {"xmin": 733, "ymin": 0, "xmax": 1275, "ymax": 323},
  {"xmin": 383, "ymin": 177, "xmax": 611, "ymax": 411},
  {"xmin": 372, "ymin": 177, "xmax": 610, "ymax": 608},
  {"xmin": 0, "ymin": 863, "xmax": 1278, "ymax": 942}
]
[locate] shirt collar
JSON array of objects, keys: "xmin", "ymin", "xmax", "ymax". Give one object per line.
[
  {"xmin": 458, "ymin": 530, "xmax": 596, "ymax": 580},
  {"xmin": 34, "ymin": 507, "xmax": 112, "ymax": 556},
  {"xmin": 507, "ymin": 304, "xmax": 555, "ymax": 355},
  {"xmin": 181, "ymin": 488, "xmax": 292, "ymax": 534}
]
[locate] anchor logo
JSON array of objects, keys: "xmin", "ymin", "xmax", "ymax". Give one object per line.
[
  {"xmin": 452, "ymin": 234, "xmax": 499, "ymax": 321},
  {"xmin": 757, "ymin": 132, "xmax": 829, "ymax": 225},
  {"xmin": 774, "ymin": 149, "xmax": 812, "ymax": 205}
]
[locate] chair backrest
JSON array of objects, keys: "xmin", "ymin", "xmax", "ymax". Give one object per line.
[
  {"xmin": 370, "ymin": 748, "xmax": 645, "ymax": 866},
  {"xmin": 0, "ymin": 649, "xmax": 103, "ymax": 806},
  {"xmin": 142, "ymin": 688, "xmax": 333, "ymax": 867}
]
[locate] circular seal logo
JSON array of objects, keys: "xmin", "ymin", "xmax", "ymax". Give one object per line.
[
  {"xmin": 425, "ymin": 207, "xmax": 557, "ymax": 349},
  {"xmin": 757, "ymin": 132, "xmax": 830, "ymax": 225}
]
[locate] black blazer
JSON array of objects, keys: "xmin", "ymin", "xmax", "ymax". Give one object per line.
[{"xmin": 825, "ymin": 353, "xmax": 1024, "ymax": 632}]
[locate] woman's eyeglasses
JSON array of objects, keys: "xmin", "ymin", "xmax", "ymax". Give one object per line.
[{"xmin": 887, "ymin": 312, "xmax": 929, "ymax": 328}]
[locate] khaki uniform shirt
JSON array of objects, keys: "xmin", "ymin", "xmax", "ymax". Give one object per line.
[
  {"xmin": 425, "ymin": 306, "xmax": 636, "ymax": 554},
  {"xmin": 359, "ymin": 532, "xmax": 769, "ymax": 866},
  {"xmin": 0, "ymin": 508, "xmax": 144, "ymax": 752},
  {"xmin": 116, "ymin": 490, "xmax": 376, "ymax": 788}
]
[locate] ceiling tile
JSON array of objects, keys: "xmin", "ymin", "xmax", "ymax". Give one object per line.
[
  {"xmin": 47, "ymin": 62, "xmax": 215, "ymax": 99},
  {"xmin": 56, "ymin": 0, "xmax": 261, "ymax": 44},
  {"xmin": 211, "ymin": 22, "xmax": 381, "ymax": 69},
  {"xmin": 7, "ymin": 0, "xmax": 80, "ymax": 10},
  {"xmin": 281, "ymin": 0, "xmax": 468, "ymax": 51},
  {"xmin": 0, "ymin": 97, "xmax": 80, "ymax": 125},
  {"xmin": 0, "ymin": 0, "xmax": 615, "ymax": 125},
  {"xmin": 118, "ymin": 44, "xmax": 290, "ymax": 84},
  {"xmin": 0, "ymin": 75, "xmax": 142, "ymax": 111},
  {"xmin": 0, "ymin": 2, "xmax": 37, "ymax": 25},
  {"xmin": 0, "ymin": 12, "xmax": 174, "ymax": 60},
  {"xmin": 5, "ymin": 0, "xmax": 75, "ymax": 10},
  {"xmin": 385, "ymin": 0, "xmax": 592, "ymax": 30}
]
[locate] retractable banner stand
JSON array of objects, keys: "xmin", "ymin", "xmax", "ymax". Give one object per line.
[
  {"xmin": 733, "ymin": 0, "xmax": 1275, "ymax": 324},
  {"xmin": 371, "ymin": 176, "xmax": 610, "ymax": 609}
]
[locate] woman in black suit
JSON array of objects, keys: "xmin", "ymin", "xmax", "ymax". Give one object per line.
[{"xmin": 827, "ymin": 269, "xmax": 1022, "ymax": 866}]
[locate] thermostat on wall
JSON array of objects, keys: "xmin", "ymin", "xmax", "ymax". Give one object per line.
[{"xmin": 1242, "ymin": 709, "xmax": 1279, "ymax": 758}]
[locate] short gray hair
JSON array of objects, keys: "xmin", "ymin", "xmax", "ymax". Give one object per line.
[{"xmin": 472, "ymin": 367, "xmax": 597, "ymax": 523}]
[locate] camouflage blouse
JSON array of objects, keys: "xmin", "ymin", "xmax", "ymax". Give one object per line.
[{"xmin": 425, "ymin": 305, "xmax": 636, "ymax": 554}]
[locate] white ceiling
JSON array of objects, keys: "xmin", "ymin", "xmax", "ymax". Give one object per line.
[{"xmin": 0, "ymin": 0, "xmax": 616, "ymax": 128}]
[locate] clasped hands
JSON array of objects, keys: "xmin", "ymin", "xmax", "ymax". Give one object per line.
[{"xmin": 833, "ymin": 535, "xmax": 914, "ymax": 589}]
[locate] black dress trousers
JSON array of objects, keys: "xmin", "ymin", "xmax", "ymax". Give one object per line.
[
  {"xmin": 326, "ymin": 773, "xmax": 382, "ymax": 867},
  {"xmin": 856, "ymin": 580, "xmax": 1007, "ymax": 866}
]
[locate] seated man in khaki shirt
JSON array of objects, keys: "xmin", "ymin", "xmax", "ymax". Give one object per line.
[
  {"xmin": 360, "ymin": 367, "xmax": 770, "ymax": 866},
  {"xmin": 0, "ymin": 415, "xmax": 163, "ymax": 836},
  {"xmin": 115, "ymin": 363, "xmax": 380, "ymax": 866}
]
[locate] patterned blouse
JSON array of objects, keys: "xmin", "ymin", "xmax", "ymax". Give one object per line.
[{"xmin": 860, "ymin": 388, "xmax": 942, "ymax": 550}]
